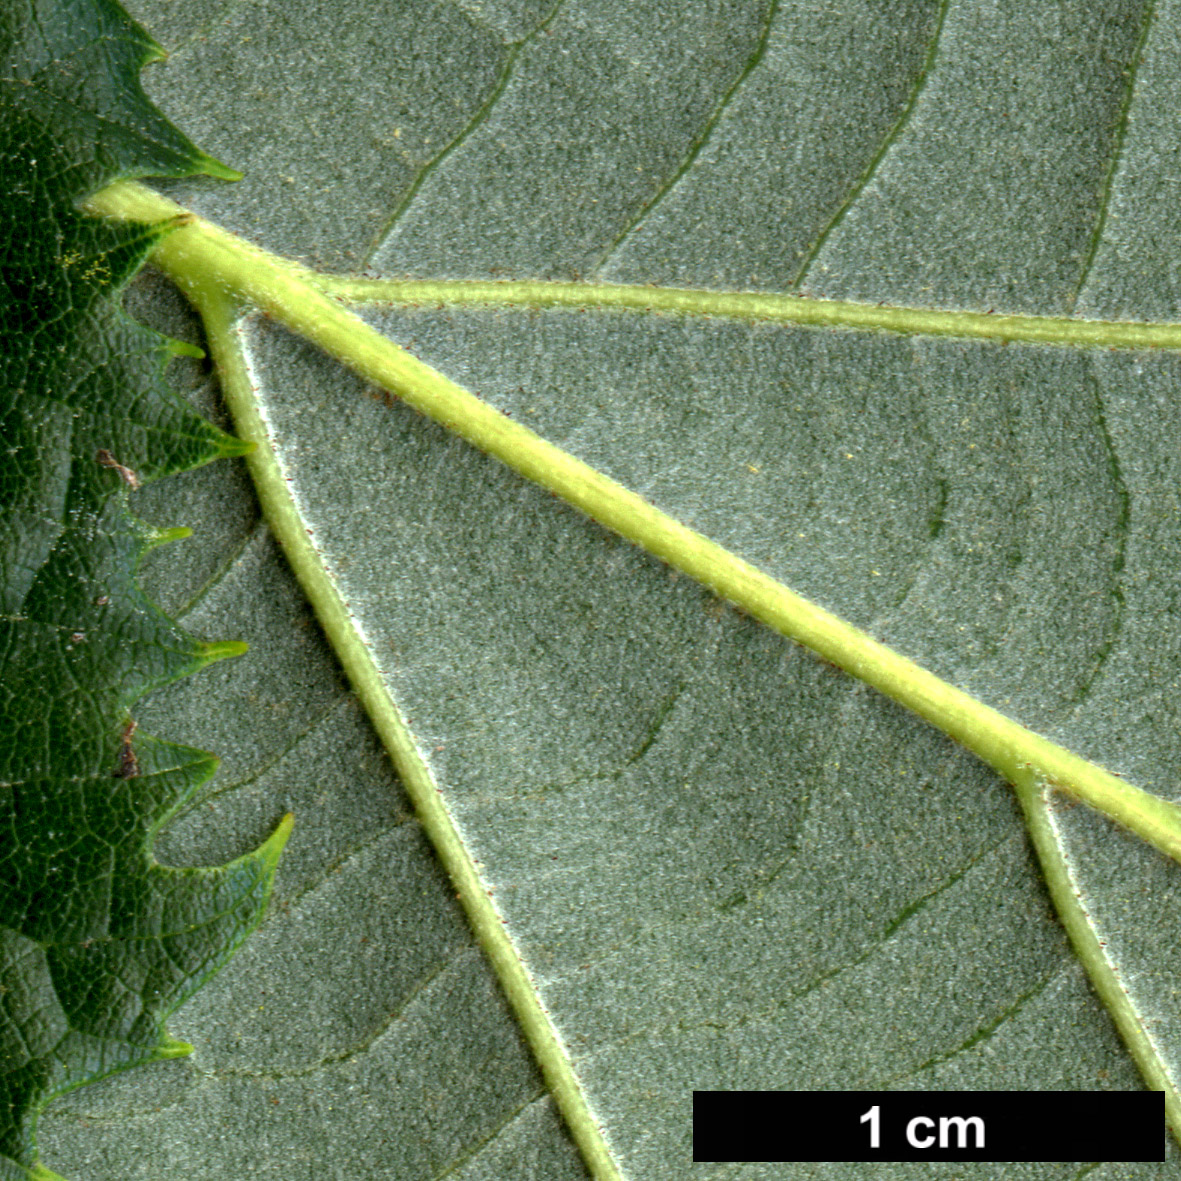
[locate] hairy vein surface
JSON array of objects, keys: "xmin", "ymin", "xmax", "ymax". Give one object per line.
[{"xmin": 86, "ymin": 179, "xmax": 1181, "ymax": 1140}]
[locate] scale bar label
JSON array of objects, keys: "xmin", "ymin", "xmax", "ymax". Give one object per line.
[{"xmin": 693, "ymin": 1090, "xmax": 1164, "ymax": 1162}]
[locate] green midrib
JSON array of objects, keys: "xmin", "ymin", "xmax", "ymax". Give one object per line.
[{"xmin": 85, "ymin": 179, "xmax": 1181, "ymax": 1158}]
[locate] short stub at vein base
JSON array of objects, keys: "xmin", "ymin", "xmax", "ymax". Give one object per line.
[{"xmin": 692, "ymin": 1090, "xmax": 1165, "ymax": 1163}]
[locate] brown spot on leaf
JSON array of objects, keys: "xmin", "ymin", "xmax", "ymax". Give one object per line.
[
  {"xmin": 113, "ymin": 718, "xmax": 139, "ymax": 779},
  {"xmin": 96, "ymin": 449, "xmax": 140, "ymax": 489}
]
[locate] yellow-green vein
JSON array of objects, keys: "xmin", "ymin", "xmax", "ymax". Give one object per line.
[
  {"xmin": 186, "ymin": 285, "xmax": 623, "ymax": 1181},
  {"xmin": 86, "ymin": 177, "xmax": 1181, "ymax": 1141}
]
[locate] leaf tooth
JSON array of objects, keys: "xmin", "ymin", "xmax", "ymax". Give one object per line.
[
  {"xmin": 136, "ymin": 811, "xmax": 293, "ymax": 945},
  {"xmin": 161, "ymin": 338, "xmax": 204, "ymax": 361},
  {"xmin": 151, "ymin": 1034, "xmax": 193, "ymax": 1061},
  {"xmin": 125, "ymin": 737, "xmax": 220, "ymax": 831},
  {"xmin": 209, "ymin": 432, "xmax": 255, "ymax": 460},
  {"xmin": 43, "ymin": 814, "xmax": 292, "ymax": 1053},
  {"xmin": 189, "ymin": 153, "xmax": 243, "ymax": 184},
  {"xmin": 27, "ymin": 1163, "xmax": 68, "ymax": 1180},
  {"xmin": 140, "ymin": 524, "xmax": 192, "ymax": 550},
  {"xmin": 193, "ymin": 638, "xmax": 249, "ymax": 666}
]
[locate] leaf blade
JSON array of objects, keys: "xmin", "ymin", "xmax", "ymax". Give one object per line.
[
  {"xmin": 1, "ymin": 1, "xmax": 280, "ymax": 1174},
  {"xmin": 35, "ymin": 0, "xmax": 1181, "ymax": 1176}
]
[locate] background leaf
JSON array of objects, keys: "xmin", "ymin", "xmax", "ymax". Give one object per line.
[
  {"xmin": 35, "ymin": 0, "xmax": 1181, "ymax": 1177},
  {"xmin": 0, "ymin": 1, "xmax": 290, "ymax": 1175}
]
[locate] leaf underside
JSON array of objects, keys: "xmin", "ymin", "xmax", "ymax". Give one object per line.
[
  {"xmin": 12, "ymin": 0, "xmax": 1181, "ymax": 1179},
  {"xmin": 0, "ymin": 2, "xmax": 285, "ymax": 1176}
]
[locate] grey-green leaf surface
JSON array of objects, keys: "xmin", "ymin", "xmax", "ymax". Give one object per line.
[{"xmin": 40, "ymin": 0, "xmax": 1181, "ymax": 1177}]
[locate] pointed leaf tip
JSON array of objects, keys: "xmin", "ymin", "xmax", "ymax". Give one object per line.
[
  {"xmin": 216, "ymin": 434, "xmax": 256, "ymax": 459},
  {"xmin": 28, "ymin": 1165, "xmax": 68, "ymax": 1181},
  {"xmin": 155, "ymin": 1035, "xmax": 194, "ymax": 1061},
  {"xmin": 197, "ymin": 639, "xmax": 249, "ymax": 664},
  {"xmin": 145, "ymin": 524, "xmax": 192, "ymax": 548},
  {"xmin": 266, "ymin": 812, "xmax": 296, "ymax": 861},
  {"xmin": 165, "ymin": 338, "xmax": 205, "ymax": 360},
  {"xmin": 197, "ymin": 153, "xmax": 243, "ymax": 183},
  {"xmin": 224, "ymin": 812, "xmax": 293, "ymax": 890}
]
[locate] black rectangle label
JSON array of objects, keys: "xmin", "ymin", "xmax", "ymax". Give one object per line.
[{"xmin": 692, "ymin": 1091, "xmax": 1164, "ymax": 1162}]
